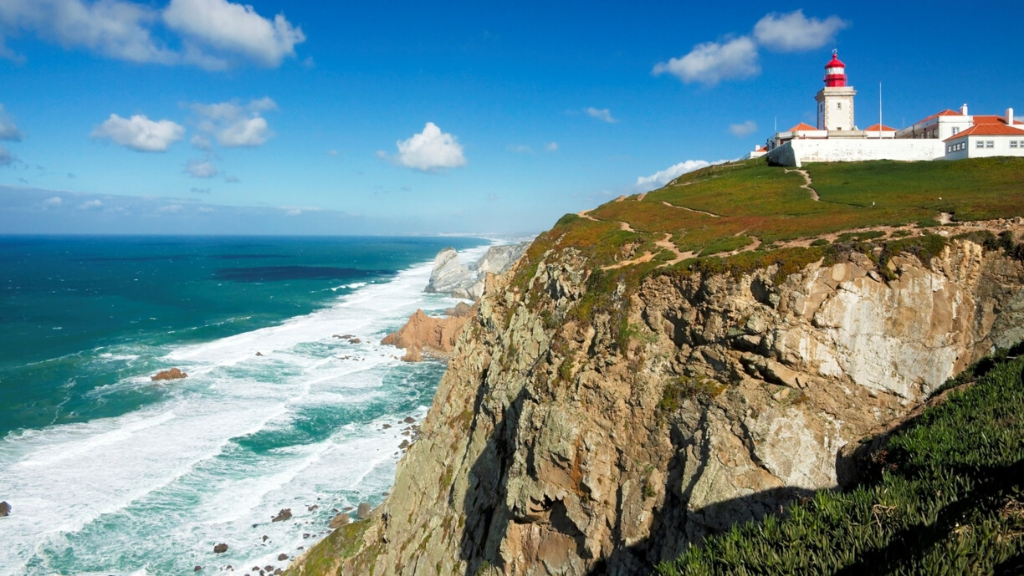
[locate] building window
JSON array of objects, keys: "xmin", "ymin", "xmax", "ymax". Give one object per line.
[
  {"xmin": 1012, "ymin": 141, "xmax": 1019, "ymax": 149},
  {"xmin": 952, "ymin": 127, "xmax": 960, "ymax": 135},
  {"xmin": 977, "ymin": 141, "xmax": 984, "ymax": 149},
  {"xmin": 986, "ymin": 141, "xmax": 995, "ymax": 148},
  {"xmin": 837, "ymin": 102, "xmax": 842, "ymax": 109}
]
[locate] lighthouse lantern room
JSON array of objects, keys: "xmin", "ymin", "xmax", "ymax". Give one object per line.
[{"xmin": 815, "ymin": 50, "xmax": 857, "ymax": 131}]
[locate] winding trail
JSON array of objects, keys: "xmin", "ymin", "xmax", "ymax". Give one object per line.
[
  {"xmin": 661, "ymin": 201, "xmax": 720, "ymax": 218},
  {"xmin": 654, "ymin": 233, "xmax": 694, "ymax": 266},
  {"xmin": 786, "ymin": 168, "xmax": 820, "ymax": 201}
]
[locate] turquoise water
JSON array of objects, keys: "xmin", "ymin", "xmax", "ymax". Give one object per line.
[{"xmin": 0, "ymin": 235, "xmax": 489, "ymax": 575}]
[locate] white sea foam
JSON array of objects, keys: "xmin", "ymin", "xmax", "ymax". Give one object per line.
[{"xmin": 0, "ymin": 242, "xmax": 493, "ymax": 576}]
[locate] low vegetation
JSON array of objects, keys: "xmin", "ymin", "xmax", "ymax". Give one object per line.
[
  {"xmin": 508, "ymin": 157, "xmax": 1024, "ymax": 351},
  {"xmin": 518, "ymin": 157, "xmax": 1024, "ymax": 278},
  {"xmin": 657, "ymin": 344, "xmax": 1024, "ymax": 575}
]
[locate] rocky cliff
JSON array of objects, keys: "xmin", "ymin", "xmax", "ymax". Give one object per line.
[
  {"xmin": 289, "ymin": 227, "xmax": 1024, "ymax": 575},
  {"xmin": 426, "ymin": 243, "xmax": 530, "ymax": 300}
]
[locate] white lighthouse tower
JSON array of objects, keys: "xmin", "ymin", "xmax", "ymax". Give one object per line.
[{"xmin": 814, "ymin": 50, "xmax": 856, "ymax": 132}]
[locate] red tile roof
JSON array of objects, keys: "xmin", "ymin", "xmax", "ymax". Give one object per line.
[
  {"xmin": 944, "ymin": 123, "xmax": 1024, "ymax": 141},
  {"xmin": 864, "ymin": 124, "xmax": 898, "ymax": 132},
  {"xmin": 787, "ymin": 122, "xmax": 819, "ymax": 132},
  {"xmin": 973, "ymin": 115, "xmax": 1024, "ymax": 125},
  {"xmin": 916, "ymin": 109, "xmax": 962, "ymax": 125}
]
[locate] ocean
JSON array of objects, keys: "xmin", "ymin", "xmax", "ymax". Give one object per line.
[{"xmin": 0, "ymin": 235, "xmax": 490, "ymax": 575}]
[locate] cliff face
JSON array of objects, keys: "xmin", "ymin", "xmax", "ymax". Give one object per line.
[{"xmin": 291, "ymin": 237, "xmax": 1024, "ymax": 575}]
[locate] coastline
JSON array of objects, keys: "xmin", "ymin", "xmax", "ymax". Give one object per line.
[{"xmin": 0, "ymin": 238, "xmax": 494, "ymax": 576}]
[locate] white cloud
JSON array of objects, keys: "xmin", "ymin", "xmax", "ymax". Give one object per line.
[
  {"xmin": 584, "ymin": 107, "xmax": 617, "ymax": 123},
  {"xmin": 635, "ymin": 160, "xmax": 712, "ymax": 192},
  {"xmin": 91, "ymin": 113, "xmax": 185, "ymax": 152},
  {"xmin": 0, "ymin": 0, "xmax": 175, "ymax": 64},
  {"xmin": 157, "ymin": 204, "xmax": 182, "ymax": 213},
  {"xmin": 653, "ymin": 11, "xmax": 848, "ymax": 88},
  {"xmin": 0, "ymin": 0, "xmax": 304, "ymax": 69},
  {"xmin": 729, "ymin": 120, "xmax": 758, "ymax": 137},
  {"xmin": 0, "ymin": 145, "xmax": 13, "ymax": 166},
  {"xmin": 508, "ymin": 144, "xmax": 533, "ymax": 154},
  {"xmin": 44, "ymin": 196, "xmax": 63, "ymax": 207},
  {"xmin": 0, "ymin": 105, "xmax": 24, "ymax": 141},
  {"xmin": 218, "ymin": 116, "xmax": 268, "ymax": 147},
  {"xmin": 79, "ymin": 199, "xmax": 102, "ymax": 210},
  {"xmin": 190, "ymin": 134, "xmax": 212, "ymax": 150},
  {"xmin": 393, "ymin": 122, "xmax": 466, "ymax": 171},
  {"xmin": 163, "ymin": 0, "xmax": 305, "ymax": 68},
  {"xmin": 190, "ymin": 187, "xmax": 210, "ymax": 194},
  {"xmin": 546, "ymin": 142, "xmax": 558, "ymax": 152},
  {"xmin": 185, "ymin": 157, "xmax": 217, "ymax": 178},
  {"xmin": 0, "ymin": 36, "xmax": 20, "ymax": 62},
  {"xmin": 280, "ymin": 205, "xmax": 321, "ymax": 217},
  {"xmin": 653, "ymin": 36, "xmax": 759, "ymax": 86},
  {"xmin": 753, "ymin": 10, "xmax": 848, "ymax": 52},
  {"xmin": 326, "ymin": 149, "xmax": 339, "ymax": 157},
  {"xmin": 191, "ymin": 98, "xmax": 274, "ymax": 148}
]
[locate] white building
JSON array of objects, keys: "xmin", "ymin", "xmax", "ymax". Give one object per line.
[{"xmin": 765, "ymin": 52, "xmax": 1024, "ymax": 167}]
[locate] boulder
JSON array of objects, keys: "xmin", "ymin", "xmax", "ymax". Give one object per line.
[
  {"xmin": 271, "ymin": 508, "xmax": 292, "ymax": 523},
  {"xmin": 329, "ymin": 513, "xmax": 350, "ymax": 529},
  {"xmin": 0, "ymin": 501, "xmax": 9, "ymax": 517},
  {"xmin": 151, "ymin": 368, "xmax": 187, "ymax": 381},
  {"xmin": 403, "ymin": 416, "xmax": 416, "ymax": 424},
  {"xmin": 213, "ymin": 543, "xmax": 228, "ymax": 554},
  {"xmin": 277, "ymin": 553, "xmax": 289, "ymax": 561},
  {"xmin": 357, "ymin": 502, "xmax": 372, "ymax": 520}
]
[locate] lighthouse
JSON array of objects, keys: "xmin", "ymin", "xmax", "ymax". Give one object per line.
[{"xmin": 814, "ymin": 50, "xmax": 857, "ymax": 131}]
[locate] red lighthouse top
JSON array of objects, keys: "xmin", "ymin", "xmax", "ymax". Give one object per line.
[{"xmin": 824, "ymin": 50, "xmax": 847, "ymax": 87}]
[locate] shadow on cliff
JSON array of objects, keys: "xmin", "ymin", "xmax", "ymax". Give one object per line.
[
  {"xmin": 457, "ymin": 381, "xmax": 529, "ymax": 576},
  {"xmin": 598, "ymin": 483, "xmax": 817, "ymax": 575},
  {"xmin": 454, "ymin": 384, "xmax": 821, "ymax": 575}
]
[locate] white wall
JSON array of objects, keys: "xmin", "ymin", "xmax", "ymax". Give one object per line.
[
  {"xmin": 963, "ymin": 136, "xmax": 1024, "ymax": 158},
  {"xmin": 789, "ymin": 139, "xmax": 945, "ymax": 164}
]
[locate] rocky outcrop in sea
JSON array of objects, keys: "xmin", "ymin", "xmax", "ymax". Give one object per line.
[
  {"xmin": 380, "ymin": 303, "xmax": 475, "ymax": 362},
  {"xmin": 424, "ymin": 242, "xmax": 529, "ymax": 299}
]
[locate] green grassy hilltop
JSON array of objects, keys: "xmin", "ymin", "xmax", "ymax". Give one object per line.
[{"xmin": 523, "ymin": 157, "xmax": 1024, "ymax": 276}]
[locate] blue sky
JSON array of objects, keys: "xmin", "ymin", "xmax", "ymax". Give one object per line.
[{"xmin": 1, "ymin": 0, "xmax": 1022, "ymax": 235}]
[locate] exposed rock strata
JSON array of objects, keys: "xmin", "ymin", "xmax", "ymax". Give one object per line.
[{"xmin": 290, "ymin": 238, "xmax": 1024, "ymax": 575}]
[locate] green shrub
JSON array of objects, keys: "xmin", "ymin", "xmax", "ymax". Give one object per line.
[{"xmin": 658, "ymin": 376, "xmax": 726, "ymax": 413}]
